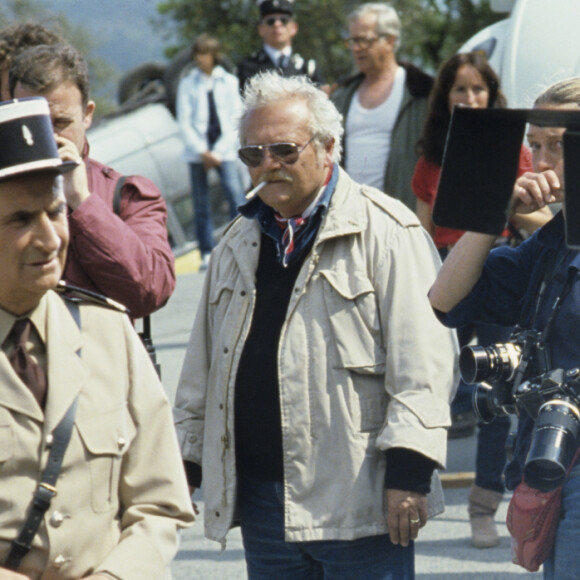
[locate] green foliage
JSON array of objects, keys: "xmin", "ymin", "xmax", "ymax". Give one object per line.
[
  {"xmin": 0, "ymin": 0, "xmax": 117, "ymax": 116},
  {"xmin": 156, "ymin": 0, "xmax": 504, "ymax": 83}
]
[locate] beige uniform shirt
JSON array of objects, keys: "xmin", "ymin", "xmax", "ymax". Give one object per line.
[{"xmin": 0, "ymin": 291, "xmax": 194, "ymax": 579}]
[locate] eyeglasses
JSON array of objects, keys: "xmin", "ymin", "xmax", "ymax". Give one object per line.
[
  {"xmin": 344, "ymin": 35, "xmax": 386, "ymax": 49},
  {"xmin": 263, "ymin": 16, "xmax": 292, "ymax": 26},
  {"xmin": 238, "ymin": 137, "xmax": 315, "ymax": 167}
]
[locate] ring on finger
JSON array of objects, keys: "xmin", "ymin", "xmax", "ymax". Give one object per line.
[{"xmin": 410, "ymin": 518, "xmax": 421, "ymax": 526}]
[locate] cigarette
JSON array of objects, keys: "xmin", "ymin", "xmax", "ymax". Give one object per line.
[{"xmin": 245, "ymin": 180, "xmax": 267, "ymax": 200}]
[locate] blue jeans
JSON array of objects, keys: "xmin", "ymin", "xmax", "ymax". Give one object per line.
[
  {"xmin": 189, "ymin": 161, "xmax": 245, "ymax": 254},
  {"xmin": 238, "ymin": 474, "xmax": 414, "ymax": 580},
  {"xmin": 543, "ymin": 458, "xmax": 580, "ymax": 579}
]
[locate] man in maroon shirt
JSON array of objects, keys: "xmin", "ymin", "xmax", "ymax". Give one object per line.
[{"xmin": 9, "ymin": 43, "xmax": 175, "ymax": 319}]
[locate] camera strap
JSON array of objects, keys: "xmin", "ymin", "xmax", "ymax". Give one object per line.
[
  {"xmin": 3, "ymin": 299, "xmax": 81, "ymax": 571},
  {"xmin": 111, "ymin": 176, "xmax": 160, "ymax": 378},
  {"xmin": 523, "ymin": 246, "xmax": 577, "ymax": 374}
]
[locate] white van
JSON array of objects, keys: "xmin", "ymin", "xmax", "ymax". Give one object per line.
[{"xmin": 459, "ymin": 0, "xmax": 580, "ymax": 107}]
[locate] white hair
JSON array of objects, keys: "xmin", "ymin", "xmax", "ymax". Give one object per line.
[
  {"xmin": 348, "ymin": 2, "xmax": 401, "ymax": 51},
  {"xmin": 239, "ymin": 71, "xmax": 343, "ymax": 164}
]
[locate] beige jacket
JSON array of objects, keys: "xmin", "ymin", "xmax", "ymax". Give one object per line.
[
  {"xmin": 174, "ymin": 168, "xmax": 458, "ymax": 545},
  {"xmin": 0, "ymin": 291, "xmax": 194, "ymax": 579}
]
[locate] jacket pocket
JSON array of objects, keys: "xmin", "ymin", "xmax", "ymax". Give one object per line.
[
  {"xmin": 208, "ymin": 278, "xmax": 237, "ymax": 332},
  {"xmin": 320, "ymin": 269, "xmax": 386, "ymax": 374},
  {"xmin": 76, "ymin": 404, "xmax": 136, "ymax": 513}
]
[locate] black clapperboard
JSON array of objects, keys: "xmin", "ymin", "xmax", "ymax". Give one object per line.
[{"xmin": 433, "ymin": 107, "xmax": 580, "ymax": 248}]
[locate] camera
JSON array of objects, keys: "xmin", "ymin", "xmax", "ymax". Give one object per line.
[
  {"xmin": 460, "ymin": 330, "xmax": 580, "ymax": 491},
  {"xmin": 461, "ymin": 330, "xmax": 539, "ymax": 422},
  {"xmin": 517, "ymin": 368, "xmax": 580, "ymax": 491}
]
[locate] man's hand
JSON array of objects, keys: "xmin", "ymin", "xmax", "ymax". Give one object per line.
[
  {"xmin": 0, "ymin": 568, "xmax": 30, "ymax": 579},
  {"xmin": 201, "ymin": 151, "xmax": 221, "ymax": 172},
  {"xmin": 55, "ymin": 134, "xmax": 91, "ymax": 211},
  {"xmin": 386, "ymin": 489, "xmax": 428, "ymax": 547},
  {"xmin": 511, "ymin": 169, "xmax": 563, "ymax": 216}
]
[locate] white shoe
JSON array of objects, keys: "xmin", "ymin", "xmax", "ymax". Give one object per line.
[{"xmin": 200, "ymin": 253, "xmax": 211, "ymax": 271}]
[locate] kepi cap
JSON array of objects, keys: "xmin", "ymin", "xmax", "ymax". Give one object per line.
[
  {"xmin": 258, "ymin": 0, "xmax": 294, "ymax": 18},
  {"xmin": 0, "ymin": 97, "xmax": 77, "ymax": 182}
]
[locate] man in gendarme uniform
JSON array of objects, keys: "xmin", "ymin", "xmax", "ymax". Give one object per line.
[{"xmin": 0, "ymin": 97, "xmax": 193, "ymax": 579}]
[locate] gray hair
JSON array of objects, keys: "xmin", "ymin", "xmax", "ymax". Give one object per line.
[
  {"xmin": 239, "ymin": 71, "xmax": 343, "ymax": 163},
  {"xmin": 534, "ymin": 77, "xmax": 580, "ymax": 108},
  {"xmin": 348, "ymin": 3, "xmax": 401, "ymax": 51}
]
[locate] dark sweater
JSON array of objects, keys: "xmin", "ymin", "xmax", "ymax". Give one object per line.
[{"xmin": 234, "ymin": 233, "xmax": 312, "ymax": 481}]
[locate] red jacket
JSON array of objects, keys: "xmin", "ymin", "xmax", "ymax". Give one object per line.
[{"xmin": 62, "ymin": 145, "xmax": 176, "ymax": 319}]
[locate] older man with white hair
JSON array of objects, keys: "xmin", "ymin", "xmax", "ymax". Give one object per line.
[
  {"xmin": 174, "ymin": 71, "xmax": 457, "ymax": 579},
  {"xmin": 331, "ymin": 2, "xmax": 433, "ymax": 210}
]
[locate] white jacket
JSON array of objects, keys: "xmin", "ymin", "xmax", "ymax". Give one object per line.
[
  {"xmin": 175, "ymin": 65, "xmax": 242, "ymax": 162},
  {"xmin": 174, "ymin": 168, "xmax": 458, "ymax": 545}
]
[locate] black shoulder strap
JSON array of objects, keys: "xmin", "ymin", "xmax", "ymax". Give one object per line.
[
  {"xmin": 111, "ymin": 176, "xmax": 159, "ymax": 376},
  {"xmin": 3, "ymin": 301, "xmax": 81, "ymax": 571}
]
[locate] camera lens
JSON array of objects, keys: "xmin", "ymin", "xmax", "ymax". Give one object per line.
[
  {"xmin": 524, "ymin": 398, "xmax": 580, "ymax": 492},
  {"xmin": 472, "ymin": 381, "xmax": 514, "ymax": 423},
  {"xmin": 460, "ymin": 343, "xmax": 521, "ymax": 384}
]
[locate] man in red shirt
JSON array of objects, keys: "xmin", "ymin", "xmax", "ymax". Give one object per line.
[{"xmin": 10, "ymin": 43, "xmax": 175, "ymax": 319}]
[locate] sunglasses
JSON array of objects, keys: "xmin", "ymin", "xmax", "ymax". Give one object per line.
[
  {"xmin": 238, "ymin": 137, "xmax": 315, "ymax": 167},
  {"xmin": 263, "ymin": 16, "xmax": 292, "ymax": 26}
]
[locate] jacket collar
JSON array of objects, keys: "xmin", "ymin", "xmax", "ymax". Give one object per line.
[
  {"xmin": 338, "ymin": 61, "xmax": 433, "ymax": 99},
  {"xmin": 315, "ymin": 167, "xmax": 367, "ymax": 244},
  {"xmin": 536, "ymin": 210, "xmax": 580, "ymax": 272},
  {"xmin": 0, "ymin": 292, "xmax": 88, "ymax": 428},
  {"xmin": 229, "ymin": 166, "xmax": 367, "ymax": 251}
]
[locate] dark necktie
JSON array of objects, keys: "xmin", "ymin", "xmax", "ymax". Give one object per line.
[
  {"xmin": 278, "ymin": 54, "xmax": 288, "ymax": 70},
  {"xmin": 207, "ymin": 89, "xmax": 222, "ymax": 149},
  {"xmin": 8, "ymin": 319, "xmax": 47, "ymax": 408}
]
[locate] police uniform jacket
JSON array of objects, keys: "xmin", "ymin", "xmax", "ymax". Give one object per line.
[
  {"xmin": 0, "ymin": 290, "xmax": 194, "ymax": 579},
  {"xmin": 237, "ymin": 47, "xmax": 321, "ymax": 92}
]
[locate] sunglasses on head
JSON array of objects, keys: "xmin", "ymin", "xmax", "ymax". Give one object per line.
[
  {"xmin": 238, "ymin": 137, "xmax": 315, "ymax": 167},
  {"xmin": 263, "ymin": 15, "xmax": 291, "ymax": 26}
]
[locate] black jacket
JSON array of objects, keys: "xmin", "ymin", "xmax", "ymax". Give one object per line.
[{"xmin": 237, "ymin": 47, "xmax": 322, "ymax": 92}]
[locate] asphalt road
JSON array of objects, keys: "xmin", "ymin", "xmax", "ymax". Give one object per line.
[{"xmin": 151, "ymin": 269, "xmax": 543, "ymax": 580}]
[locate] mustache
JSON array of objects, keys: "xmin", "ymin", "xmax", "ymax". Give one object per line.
[{"xmin": 260, "ymin": 171, "xmax": 293, "ymax": 184}]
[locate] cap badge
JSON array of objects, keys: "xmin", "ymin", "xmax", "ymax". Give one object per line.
[{"xmin": 22, "ymin": 124, "xmax": 34, "ymax": 146}]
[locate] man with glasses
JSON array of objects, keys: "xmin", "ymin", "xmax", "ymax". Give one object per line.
[
  {"xmin": 331, "ymin": 3, "xmax": 433, "ymax": 211},
  {"xmin": 237, "ymin": 0, "xmax": 321, "ymax": 92},
  {"xmin": 174, "ymin": 71, "xmax": 457, "ymax": 579}
]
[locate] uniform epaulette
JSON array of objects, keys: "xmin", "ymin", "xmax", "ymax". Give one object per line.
[
  {"xmin": 55, "ymin": 281, "xmax": 128, "ymax": 313},
  {"xmin": 360, "ymin": 185, "xmax": 421, "ymax": 228}
]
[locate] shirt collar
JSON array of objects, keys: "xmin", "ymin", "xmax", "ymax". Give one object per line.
[
  {"xmin": 0, "ymin": 293, "xmax": 48, "ymax": 347},
  {"xmin": 263, "ymin": 44, "xmax": 292, "ymax": 63}
]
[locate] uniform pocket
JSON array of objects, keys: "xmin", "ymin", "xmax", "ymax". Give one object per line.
[
  {"xmin": 320, "ymin": 269, "xmax": 386, "ymax": 374},
  {"xmin": 76, "ymin": 404, "xmax": 136, "ymax": 513}
]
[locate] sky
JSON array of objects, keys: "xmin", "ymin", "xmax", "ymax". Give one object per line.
[{"xmin": 42, "ymin": 0, "xmax": 169, "ymax": 74}]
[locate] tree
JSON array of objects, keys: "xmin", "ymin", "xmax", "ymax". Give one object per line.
[{"xmin": 155, "ymin": 0, "xmax": 504, "ymax": 83}]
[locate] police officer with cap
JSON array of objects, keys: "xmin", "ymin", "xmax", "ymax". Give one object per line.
[
  {"xmin": 0, "ymin": 97, "xmax": 193, "ymax": 579},
  {"xmin": 237, "ymin": 0, "xmax": 322, "ymax": 92}
]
